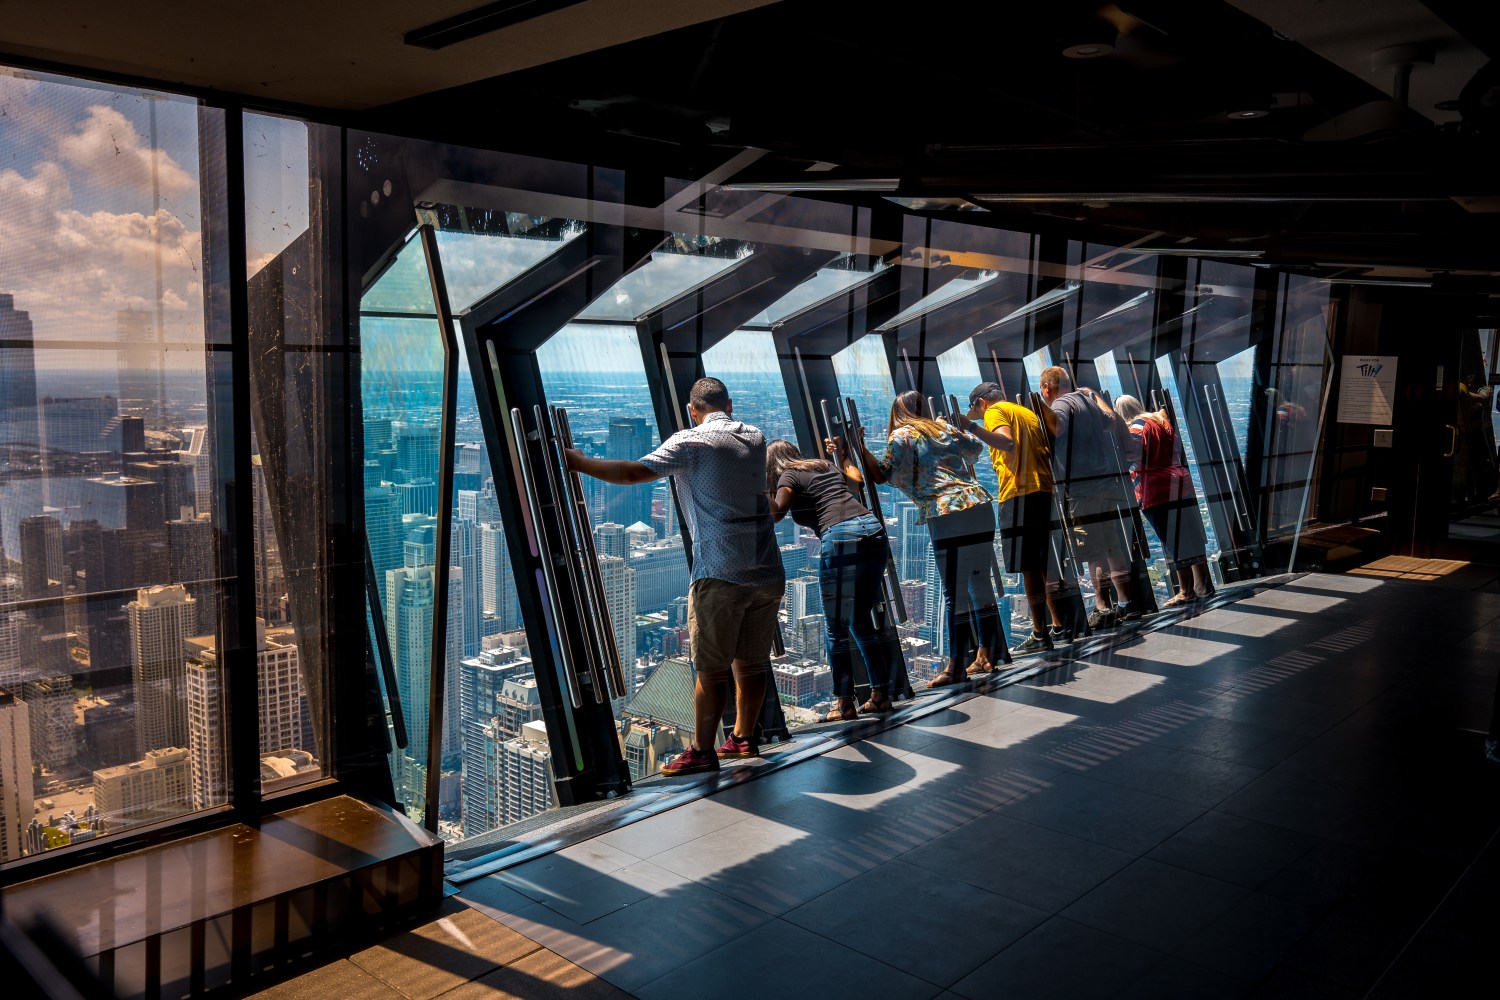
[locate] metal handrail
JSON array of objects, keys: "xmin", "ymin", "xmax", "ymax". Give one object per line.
[{"xmin": 509, "ymin": 406, "xmax": 583, "ymax": 710}]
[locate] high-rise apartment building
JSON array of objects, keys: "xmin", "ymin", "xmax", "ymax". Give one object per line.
[
  {"xmin": 495, "ymin": 676, "xmax": 543, "ymax": 741},
  {"xmin": 183, "ymin": 621, "xmax": 308, "ymax": 810},
  {"xmin": 176, "ymin": 425, "xmax": 213, "ymax": 516},
  {"xmin": 183, "ymin": 658, "xmax": 226, "ymax": 810},
  {"xmin": 0, "ymin": 294, "xmax": 40, "ymax": 455},
  {"xmin": 386, "ymin": 536, "xmax": 434, "ymax": 812},
  {"xmin": 251, "ymin": 457, "xmax": 287, "ymax": 625},
  {"xmin": 478, "ymin": 522, "xmax": 519, "ymax": 631},
  {"xmin": 457, "ymin": 648, "xmax": 533, "ymax": 838},
  {"xmin": 167, "ymin": 516, "xmax": 218, "ymax": 637},
  {"xmin": 499, "ymin": 720, "xmax": 554, "ymax": 826},
  {"xmin": 0, "ymin": 690, "xmax": 33, "ymax": 863},
  {"xmin": 93, "ymin": 746, "xmax": 191, "ymax": 833},
  {"xmin": 628, "ymin": 540, "xmax": 689, "ymax": 613},
  {"xmin": 604, "ymin": 417, "xmax": 654, "ymax": 528},
  {"xmin": 451, "ymin": 518, "xmax": 480, "ymax": 659},
  {"xmin": 129, "ymin": 585, "xmax": 197, "ymax": 756},
  {"xmin": 20, "ymin": 676, "xmax": 75, "ymax": 774},
  {"xmin": 898, "ymin": 501, "xmax": 930, "ymax": 584},
  {"xmin": 786, "ymin": 575, "xmax": 824, "ymax": 624},
  {"xmin": 597, "ymin": 554, "xmax": 637, "ymax": 681},
  {"xmin": 593, "ymin": 521, "xmax": 627, "ymax": 559},
  {"xmin": 0, "ymin": 576, "xmax": 24, "ymax": 692}
]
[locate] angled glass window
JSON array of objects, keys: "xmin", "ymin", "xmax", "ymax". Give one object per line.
[
  {"xmin": 743, "ymin": 259, "xmax": 882, "ymax": 328},
  {"xmin": 360, "ymin": 233, "xmax": 450, "ymax": 829},
  {"xmin": 577, "ymin": 244, "xmax": 749, "ymax": 321}
]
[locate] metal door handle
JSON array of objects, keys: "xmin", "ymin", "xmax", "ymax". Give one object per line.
[{"xmin": 1444, "ymin": 424, "xmax": 1458, "ymax": 458}]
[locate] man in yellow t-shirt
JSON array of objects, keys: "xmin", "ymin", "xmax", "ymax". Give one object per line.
[{"xmin": 961, "ymin": 382, "xmax": 1064, "ymax": 656}]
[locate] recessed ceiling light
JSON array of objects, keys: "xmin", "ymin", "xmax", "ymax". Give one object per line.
[
  {"xmin": 1062, "ymin": 42, "xmax": 1114, "ymax": 59},
  {"xmin": 1227, "ymin": 109, "xmax": 1269, "ymax": 120}
]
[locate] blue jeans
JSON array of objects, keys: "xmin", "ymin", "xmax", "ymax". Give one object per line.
[
  {"xmin": 819, "ymin": 514, "xmax": 898, "ymax": 699},
  {"xmin": 927, "ymin": 503, "xmax": 1002, "ymax": 670}
]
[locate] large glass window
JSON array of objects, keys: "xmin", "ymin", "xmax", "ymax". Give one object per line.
[{"xmin": 0, "ymin": 67, "xmax": 233, "ymax": 862}]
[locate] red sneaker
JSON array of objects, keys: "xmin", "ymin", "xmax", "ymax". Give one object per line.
[
  {"xmin": 661, "ymin": 746, "xmax": 719, "ymax": 776},
  {"xmin": 716, "ymin": 733, "xmax": 760, "ymax": 759}
]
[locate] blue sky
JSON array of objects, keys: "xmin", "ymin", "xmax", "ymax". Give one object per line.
[{"xmin": 0, "ymin": 66, "xmax": 207, "ymax": 373}]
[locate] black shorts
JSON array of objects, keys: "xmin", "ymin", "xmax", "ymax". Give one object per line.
[
  {"xmin": 997, "ymin": 490, "xmax": 1054, "ymax": 576},
  {"xmin": 1066, "ymin": 493, "xmax": 1133, "ymax": 565}
]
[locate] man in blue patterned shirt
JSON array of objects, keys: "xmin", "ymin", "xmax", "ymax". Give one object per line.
[{"xmin": 566, "ymin": 377, "xmax": 785, "ymax": 775}]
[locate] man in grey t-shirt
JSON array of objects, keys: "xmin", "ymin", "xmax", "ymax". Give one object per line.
[
  {"xmin": 1038, "ymin": 365, "xmax": 1141, "ymax": 628},
  {"xmin": 566, "ymin": 377, "xmax": 784, "ymax": 776}
]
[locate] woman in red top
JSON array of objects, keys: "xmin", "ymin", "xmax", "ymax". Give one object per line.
[{"xmin": 1114, "ymin": 395, "xmax": 1214, "ymax": 606}]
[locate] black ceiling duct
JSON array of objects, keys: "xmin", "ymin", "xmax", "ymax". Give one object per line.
[{"xmin": 405, "ymin": 0, "xmax": 589, "ymax": 50}]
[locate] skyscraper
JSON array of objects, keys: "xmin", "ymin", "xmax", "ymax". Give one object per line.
[
  {"xmin": 168, "ymin": 516, "xmax": 218, "ymax": 638},
  {"xmin": 176, "ymin": 425, "xmax": 213, "ymax": 516},
  {"xmin": 183, "ymin": 657, "xmax": 226, "ymax": 810},
  {"xmin": 786, "ymin": 575, "xmax": 824, "ymax": 623},
  {"xmin": 450, "ymin": 517, "xmax": 480, "ymax": 659},
  {"xmin": 499, "ymin": 720, "xmax": 554, "ymax": 825},
  {"xmin": 478, "ymin": 522, "xmax": 519, "ymax": 631},
  {"xmin": 19, "ymin": 514, "xmax": 64, "ymax": 634},
  {"xmin": 395, "ymin": 421, "xmax": 440, "ymax": 483},
  {"xmin": 252, "ymin": 457, "xmax": 287, "ymax": 625},
  {"xmin": 20, "ymin": 676, "xmax": 75, "ymax": 774},
  {"xmin": 184, "ymin": 621, "xmax": 308, "ymax": 809},
  {"xmin": 593, "ymin": 521, "xmax": 627, "ymax": 559},
  {"xmin": 93, "ymin": 746, "xmax": 191, "ymax": 833},
  {"xmin": 651, "ymin": 483, "xmax": 678, "ymax": 539},
  {"xmin": 0, "ymin": 294, "xmax": 40, "ymax": 455},
  {"xmin": 129, "ymin": 584, "xmax": 197, "ymax": 756},
  {"xmin": 386, "ymin": 531, "xmax": 434, "ymax": 811},
  {"xmin": 0, "ymin": 689, "xmax": 33, "ymax": 863},
  {"xmin": 898, "ymin": 501, "xmax": 929, "ymax": 583},
  {"xmin": 605, "ymin": 417, "xmax": 654, "ymax": 528},
  {"xmin": 366, "ymin": 486, "xmax": 403, "ymax": 585},
  {"xmin": 597, "ymin": 555, "xmax": 636, "ymax": 685},
  {"xmin": 457, "ymin": 648, "xmax": 533, "ymax": 838}
]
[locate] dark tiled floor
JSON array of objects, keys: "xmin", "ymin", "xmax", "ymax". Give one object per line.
[{"xmin": 257, "ymin": 570, "xmax": 1500, "ymax": 999}]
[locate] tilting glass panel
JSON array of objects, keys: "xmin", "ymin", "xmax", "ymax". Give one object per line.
[
  {"xmin": 536, "ymin": 324, "xmax": 694, "ymax": 775},
  {"xmin": 1263, "ymin": 276, "xmax": 1333, "ymax": 541},
  {"xmin": 1216, "ymin": 346, "xmax": 1257, "ymax": 461},
  {"xmin": 360, "ymin": 234, "xmax": 447, "ymax": 829}
]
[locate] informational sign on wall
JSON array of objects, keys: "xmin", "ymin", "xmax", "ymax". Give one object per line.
[{"xmin": 1337, "ymin": 355, "xmax": 1398, "ymax": 425}]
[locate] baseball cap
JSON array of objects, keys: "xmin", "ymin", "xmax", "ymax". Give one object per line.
[{"xmin": 968, "ymin": 382, "xmax": 1003, "ymax": 406}]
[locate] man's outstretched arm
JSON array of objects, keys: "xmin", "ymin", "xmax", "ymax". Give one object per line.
[{"xmin": 565, "ymin": 449, "xmax": 659, "ymax": 485}]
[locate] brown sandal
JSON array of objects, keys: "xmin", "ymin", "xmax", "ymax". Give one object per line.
[
  {"xmin": 819, "ymin": 702, "xmax": 859, "ymax": 723},
  {"xmin": 928, "ymin": 668, "xmax": 965, "ymax": 689},
  {"xmin": 861, "ymin": 692, "xmax": 894, "ymax": 714}
]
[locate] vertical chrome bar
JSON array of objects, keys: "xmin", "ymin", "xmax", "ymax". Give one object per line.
[
  {"xmin": 535, "ymin": 404, "xmax": 608, "ymax": 704},
  {"xmin": 510, "ymin": 406, "xmax": 583, "ymax": 709},
  {"xmin": 556, "ymin": 407, "xmax": 628, "ymax": 701}
]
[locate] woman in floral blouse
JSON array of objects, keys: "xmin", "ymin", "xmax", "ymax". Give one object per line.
[{"xmin": 853, "ymin": 390, "xmax": 1002, "ymax": 687}]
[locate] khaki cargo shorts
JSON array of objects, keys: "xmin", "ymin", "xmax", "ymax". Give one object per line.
[{"xmin": 688, "ymin": 578, "xmax": 785, "ymax": 680}]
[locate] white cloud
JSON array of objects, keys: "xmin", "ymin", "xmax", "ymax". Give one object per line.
[
  {"xmin": 57, "ymin": 104, "xmax": 195, "ymax": 196},
  {"xmin": 0, "ymin": 160, "xmax": 204, "ymax": 345}
]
